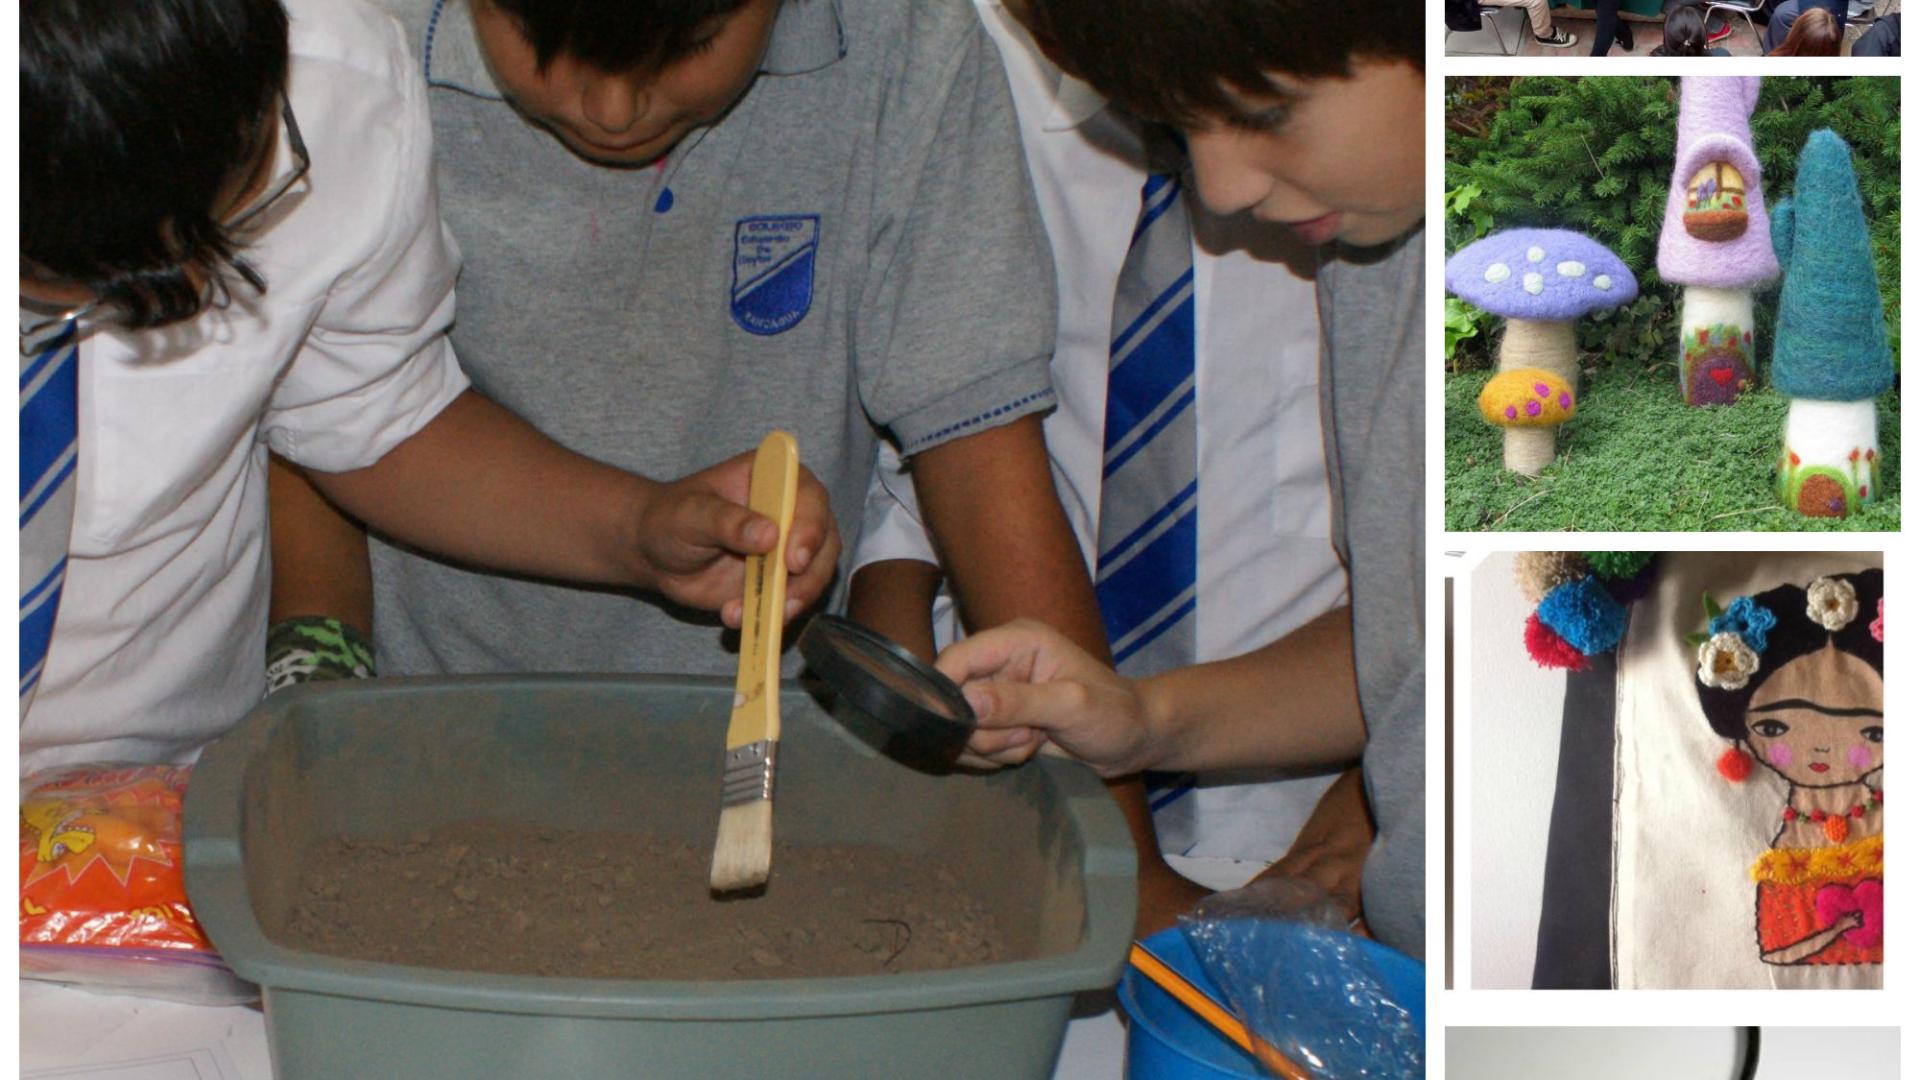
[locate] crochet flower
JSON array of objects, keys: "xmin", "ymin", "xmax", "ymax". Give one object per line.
[
  {"xmin": 1698, "ymin": 631, "xmax": 1760, "ymax": 690},
  {"xmin": 1870, "ymin": 598, "xmax": 1884, "ymax": 642},
  {"xmin": 1709, "ymin": 595, "xmax": 1777, "ymax": 653},
  {"xmin": 1806, "ymin": 576, "xmax": 1859, "ymax": 632}
]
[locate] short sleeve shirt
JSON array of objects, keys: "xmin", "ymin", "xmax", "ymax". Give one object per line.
[
  {"xmin": 368, "ymin": 0, "xmax": 1058, "ymax": 678},
  {"xmin": 1318, "ymin": 226, "xmax": 1426, "ymax": 961},
  {"xmin": 20, "ymin": 0, "xmax": 470, "ymax": 773}
]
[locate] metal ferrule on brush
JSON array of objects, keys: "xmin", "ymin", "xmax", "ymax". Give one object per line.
[{"xmin": 720, "ymin": 740, "xmax": 776, "ymax": 807}]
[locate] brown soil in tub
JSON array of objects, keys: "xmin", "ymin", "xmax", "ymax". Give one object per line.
[{"xmin": 278, "ymin": 820, "xmax": 1005, "ymax": 980}]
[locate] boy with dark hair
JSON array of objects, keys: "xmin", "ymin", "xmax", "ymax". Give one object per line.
[
  {"xmin": 19, "ymin": 0, "xmax": 837, "ymax": 769},
  {"xmin": 272, "ymin": 0, "xmax": 1205, "ymax": 929},
  {"xmin": 934, "ymin": 0, "xmax": 1427, "ymax": 959}
]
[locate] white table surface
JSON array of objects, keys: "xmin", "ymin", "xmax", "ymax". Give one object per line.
[{"xmin": 20, "ymin": 857, "xmax": 1262, "ymax": 1080}]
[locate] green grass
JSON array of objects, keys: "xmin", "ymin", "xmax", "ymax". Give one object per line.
[{"xmin": 1445, "ymin": 361, "xmax": 1901, "ymax": 532}]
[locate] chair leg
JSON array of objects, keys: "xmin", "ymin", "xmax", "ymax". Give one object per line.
[
  {"xmin": 1742, "ymin": 9, "xmax": 1763, "ymax": 49},
  {"xmin": 1490, "ymin": 10, "xmax": 1513, "ymax": 53}
]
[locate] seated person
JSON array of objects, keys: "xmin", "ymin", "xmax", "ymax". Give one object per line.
[
  {"xmin": 20, "ymin": 0, "xmax": 835, "ymax": 770},
  {"xmin": 1479, "ymin": 0, "xmax": 1580, "ymax": 47},
  {"xmin": 1769, "ymin": 6, "xmax": 1844, "ymax": 53},
  {"xmin": 1763, "ymin": 0, "xmax": 1847, "ymax": 49},
  {"xmin": 1850, "ymin": 9, "xmax": 1900, "ymax": 52},
  {"xmin": 1653, "ymin": 2, "xmax": 1732, "ymax": 53}
]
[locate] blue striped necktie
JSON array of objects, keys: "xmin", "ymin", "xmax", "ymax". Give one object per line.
[
  {"xmin": 1095, "ymin": 159, "xmax": 1198, "ymax": 679},
  {"xmin": 21, "ymin": 320, "xmax": 80, "ymax": 713}
]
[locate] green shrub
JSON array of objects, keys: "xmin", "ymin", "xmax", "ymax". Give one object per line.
[{"xmin": 1444, "ymin": 76, "xmax": 1899, "ymax": 372}]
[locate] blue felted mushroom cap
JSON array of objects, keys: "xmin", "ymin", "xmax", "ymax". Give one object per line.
[
  {"xmin": 1770, "ymin": 130, "xmax": 1894, "ymax": 402},
  {"xmin": 1445, "ymin": 229, "xmax": 1639, "ymax": 321}
]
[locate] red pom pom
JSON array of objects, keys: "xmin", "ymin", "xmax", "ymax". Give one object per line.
[
  {"xmin": 1524, "ymin": 612, "xmax": 1589, "ymax": 670},
  {"xmin": 1717, "ymin": 746, "xmax": 1754, "ymax": 783}
]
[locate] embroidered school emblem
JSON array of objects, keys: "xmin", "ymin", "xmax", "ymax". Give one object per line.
[{"xmin": 731, "ymin": 214, "xmax": 820, "ymax": 335}]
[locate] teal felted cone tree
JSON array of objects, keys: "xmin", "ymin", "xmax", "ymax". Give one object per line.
[{"xmin": 1771, "ymin": 129, "xmax": 1894, "ymax": 519}]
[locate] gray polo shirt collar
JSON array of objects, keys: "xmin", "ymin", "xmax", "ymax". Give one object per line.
[{"xmin": 422, "ymin": 0, "xmax": 845, "ymax": 101}]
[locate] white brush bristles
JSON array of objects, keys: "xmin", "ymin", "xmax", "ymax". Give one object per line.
[{"xmin": 709, "ymin": 799, "xmax": 773, "ymax": 892}]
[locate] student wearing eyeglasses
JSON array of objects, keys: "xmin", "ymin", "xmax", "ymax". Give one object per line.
[{"xmin": 18, "ymin": 0, "xmax": 838, "ymax": 771}]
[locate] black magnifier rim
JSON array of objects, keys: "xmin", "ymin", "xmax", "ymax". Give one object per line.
[
  {"xmin": 799, "ymin": 614, "xmax": 977, "ymax": 751},
  {"xmin": 1737, "ymin": 1027, "xmax": 1761, "ymax": 1080}
]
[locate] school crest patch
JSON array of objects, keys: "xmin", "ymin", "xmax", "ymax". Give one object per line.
[{"xmin": 731, "ymin": 214, "xmax": 820, "ymax": 336}]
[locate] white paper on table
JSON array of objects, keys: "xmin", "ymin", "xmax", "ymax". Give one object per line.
[{"xmin": 25, "ymin": 1048, "xmax": 237, "ymax": 1080}]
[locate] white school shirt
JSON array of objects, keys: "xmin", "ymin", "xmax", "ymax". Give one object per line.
[
  {"xmin": 852, "ymin": 2, "xmax": 1347, "ymax": 860},
  {"xmin": 19, "ymin": 0, "xmax": 470, "ymax": 774}
]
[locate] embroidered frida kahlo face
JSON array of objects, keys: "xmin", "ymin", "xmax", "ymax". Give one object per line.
[{"xmin": 1742, "ymin": 644, "xmax": 1884, "ymax": 789}]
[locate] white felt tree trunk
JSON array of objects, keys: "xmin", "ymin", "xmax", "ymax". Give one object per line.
[
  {"xmin": 1780, "ymin": 399, "xmax": 1879, "ymax": 518},
  {"xmin": 1678, "ymin": 286, "xmax": 1756, "ymax": 407}
]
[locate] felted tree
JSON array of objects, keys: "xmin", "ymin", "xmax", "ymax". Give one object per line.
[
  {"xmin": 1656, "ymin": 76, "xmax": 1780, "ymax": 408},
  {"xmin": 1446, "ymin": 229, "xmax": 1637, "ymax": 475},
  {"xmin": 1770, "ymin": 130, "xmax": 1894, "ymax": 519}
]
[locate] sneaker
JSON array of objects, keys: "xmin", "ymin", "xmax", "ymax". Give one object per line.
[
  {"xmin": 1534, "ymin": 26, "xmax": 1578, "ymax": 46},
  {"xmin": 1705, "ymin": 14, "xmax": 1734, "ymax": 42}
]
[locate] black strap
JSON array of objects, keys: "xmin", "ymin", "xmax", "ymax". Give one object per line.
[{"xmin": 1531, "ymin": 648, "xmax": 1619, "ymax": 989}]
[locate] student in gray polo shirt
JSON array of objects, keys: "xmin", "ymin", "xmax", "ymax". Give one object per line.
[
  {"xmin": 271, "ymin": 0, "xmax": 1209, "ymax": 931},
  {"xmin": 932, "ymin": 0, "xmax": 1428, "ymax": 961}
]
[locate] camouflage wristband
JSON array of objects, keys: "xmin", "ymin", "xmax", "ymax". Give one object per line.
[{"xmin": 265, "ymin": 616, "xmax": 375, "ymax": 694}]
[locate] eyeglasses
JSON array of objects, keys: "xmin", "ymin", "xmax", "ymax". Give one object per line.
[
  {"xmin": 228, "ymin": 97, "xmax": 312, "ymax": 238},
  {"xmin": 19, "ymin": 98, "xmax": 312, "ymax": 343}
]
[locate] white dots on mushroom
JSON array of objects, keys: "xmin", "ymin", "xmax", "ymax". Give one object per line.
[
  {"xmin": 1527, "ymin": 246, "xmax": 1546, "ymax": 263},
  {"xmin": 1557, "ymin": 261, "xmax": 1586, "ymax": 278},
  {"xmin": 1523, "ymin": 273, "xmax": 1544, "ymax": 296},
  {"xmin": 1485, "ymin": 263, "xmax": 1511, "ymax": 284},
  {"xmin": 1593, "ymin": 275, "xmax": 1613, "ymax": 291}
]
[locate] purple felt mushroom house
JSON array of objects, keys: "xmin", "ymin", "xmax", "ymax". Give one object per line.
[
  {"xmin": 1446, "ymin": 229, "xmax": 1638, "ymax": 475},
  {"xmin": 1656, "ymin": 76, "xmax": 1781, "ymax": 408}
]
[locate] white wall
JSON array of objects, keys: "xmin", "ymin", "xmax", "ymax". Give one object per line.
[
  {"xmin": 1466, "ymin": 552, "xmax": 1568, "ymax": 989},
  {"xmin": 1446, "ymin": 1027, "xmax": 1898, "ymax": 1080}
]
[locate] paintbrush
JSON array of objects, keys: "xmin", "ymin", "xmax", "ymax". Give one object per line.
[
  {"xmin": 709, "ymin": 431, "xmax": 800, "ymax": 893},
  {"xmin": 1128, "ymin": 943, "xmax": 1312, "ymax": 1080}
]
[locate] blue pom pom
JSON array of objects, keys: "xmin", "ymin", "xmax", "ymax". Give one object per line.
[{"xmin": 1537, "ymin": 576, "xmax": 1628, "ymax": 656}]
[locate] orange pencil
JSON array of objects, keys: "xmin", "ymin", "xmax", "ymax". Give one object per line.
[{"xmin": 1128, "ymin": 943, "xmax": 1313, "ymax": 1080}]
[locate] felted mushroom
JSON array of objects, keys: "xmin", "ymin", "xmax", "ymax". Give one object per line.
[
  {"xmin": 1770, "ymin": 130, "xmax": 1894, "ymax": 519},
  {"xmin": 1656, "ymin": 76, "xmax": 1781, "ymax": 407},
  {"xmin": 1477, "ymin": 368, "xmax": 1576, "ymax": 475},
  {"xmin": 1447, "ymin": 228, "xmax": 1636, "ymax": 474}
]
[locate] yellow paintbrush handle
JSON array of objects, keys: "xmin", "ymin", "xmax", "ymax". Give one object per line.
[{"xmin": 725, "ymin": 432, "xmax": 799, "ymax": 751}]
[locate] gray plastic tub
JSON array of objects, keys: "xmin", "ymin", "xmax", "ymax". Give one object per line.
[{"xmin": 184, "ymin": 675, "xmax": 1135, "ymax": 1079}]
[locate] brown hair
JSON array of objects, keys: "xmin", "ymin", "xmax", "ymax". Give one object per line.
[
  {"xmin": 1769, "ymin": 7, "xmax": 1843, "ymax": 55},
  {"xmin": 1020, "ymin": 0, "xmax": 1421, "ymax": 129}
]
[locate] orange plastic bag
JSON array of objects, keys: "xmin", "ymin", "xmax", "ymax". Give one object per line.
[{"xmin": 20, "ymin": 763, "xmax": 253, "ymax": 1003}]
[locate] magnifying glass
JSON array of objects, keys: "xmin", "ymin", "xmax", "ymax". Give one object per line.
[{"xmin": 799, "ymin": 615, "xmax": 977, "ymax": 771}]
